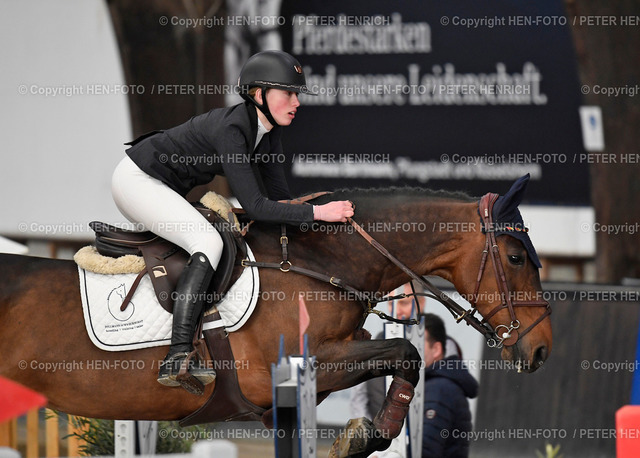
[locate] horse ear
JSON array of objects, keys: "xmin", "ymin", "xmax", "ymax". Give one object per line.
[{"xmin": 493, "ymin": 174, "xmax": 530, "ymax": 218}]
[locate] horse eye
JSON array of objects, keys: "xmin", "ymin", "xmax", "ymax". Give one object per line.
[{"xmin": 508, "ymin": 254, "xmax": 524, "ymax": 265}]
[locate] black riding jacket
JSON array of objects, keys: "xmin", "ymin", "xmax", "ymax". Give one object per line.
[{"xmin": 126, "ymin": 102, "xmax": 313, "ymax": 224}]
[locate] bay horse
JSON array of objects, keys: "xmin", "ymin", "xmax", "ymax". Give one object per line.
[{"xmin": 0, "ymin": 179, "xmax": 551, "ymax": 456}]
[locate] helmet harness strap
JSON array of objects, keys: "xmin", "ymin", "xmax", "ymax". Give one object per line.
[{"xmin": 243, "ymin": 86, "xmax": 279, "ymax": 127}]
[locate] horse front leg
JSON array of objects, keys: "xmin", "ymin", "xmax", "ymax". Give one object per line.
[{"xmin": 314, "ymin": 338, "xmax": 421, "ymax": 457}]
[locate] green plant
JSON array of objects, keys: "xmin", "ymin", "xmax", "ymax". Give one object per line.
[
  {"xmin": 67, "ymin": 417, "xmax": 206, "ymax": 455},
  {"xmin": 68, "ymin": 417, "xmax": 114, "ymax": 457},
  {"xmin": 535, "ymin": 442, "xmax": 563, "ymax": 458}
]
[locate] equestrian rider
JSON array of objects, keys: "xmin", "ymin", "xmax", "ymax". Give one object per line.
[{"xmin": 111, "ymin": 50, "xmax": 354, "ymax": 390}]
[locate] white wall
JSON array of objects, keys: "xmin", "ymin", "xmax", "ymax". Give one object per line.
[
  {"xmin": 0, "ymin": 0, "xmax": 132, "ymax": 241},
  {"xmin": 521, "ymin": 205, "xmax": 595, "ymax": 258},
  {"xmin": 0, "ymin": 236, "xmax": 27, "ymax": 254}
]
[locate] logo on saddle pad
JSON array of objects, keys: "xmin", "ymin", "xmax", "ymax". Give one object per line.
[
  {"xmin": 152, "ymin": 266, "xmax": 168, "ymax": 278},
  {"xmin": 107, "ymin": 284, "xmax": 135, "ymax": 322}
]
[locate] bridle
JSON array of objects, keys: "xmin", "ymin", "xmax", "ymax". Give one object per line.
[
  {"xmin": 240, "ymin": 192, "xmax": 551, "ymax": 349},
  {"xmin": 461, "ymin": 193, "xmax": 551, "ymax": 347},
  {"xmin": 344, "ymin": 192, "xmax": 551, "ymax": 348}
]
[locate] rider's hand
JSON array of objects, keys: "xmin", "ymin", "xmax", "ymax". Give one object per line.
[{"xmin": 313, "ymin": 201, "xmax": 354, "ymax": 222}]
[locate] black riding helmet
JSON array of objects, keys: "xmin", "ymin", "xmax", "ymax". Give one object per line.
[{"xmin": 238, "ymin": 50, "xmax": 317, "ymax": 126}]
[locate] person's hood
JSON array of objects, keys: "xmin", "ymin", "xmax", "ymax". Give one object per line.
[{"xmin": 427, "ymin": 356, "xmax": 479, "ymax": 398}]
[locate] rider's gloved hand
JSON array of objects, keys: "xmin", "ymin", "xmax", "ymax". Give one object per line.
[{"xmin": 313, "ymin": 201, "xmax": 354, "ymax": 222}]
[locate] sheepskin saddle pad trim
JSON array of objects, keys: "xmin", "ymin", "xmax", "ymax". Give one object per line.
[{"xmin": 74, "ymin": 191, "xmax": 239, "ymax": 274}]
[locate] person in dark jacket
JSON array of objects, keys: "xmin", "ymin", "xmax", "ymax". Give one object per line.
[
  {"xmin": 111, "ymin": 50, "xmax": 354, "ymax": 391},
  {"xmin": 422, "ymin": 313, "xmax": 479, "ymax": 458}
]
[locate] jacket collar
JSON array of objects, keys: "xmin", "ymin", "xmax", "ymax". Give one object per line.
[
  {"xmin": 244, "ymin": 101, "xmax": 259, "ymax": 151},
  {"xmin": 244, "ymin": 101, "xmax": 280, "ymax": 153}
]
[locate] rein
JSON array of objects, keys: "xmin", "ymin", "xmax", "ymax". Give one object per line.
[
  {"xmin": 239, "ymin": 192, "xmax": 551, "ymax": 348},
  {"xmin": 344, "ymin": 216, "xmax": 500, "ymax": 343}
]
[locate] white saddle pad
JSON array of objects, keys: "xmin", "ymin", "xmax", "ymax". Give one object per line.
[{"xmin": 78, "ymin": 246, "xmax": 260, "ymax": 351}]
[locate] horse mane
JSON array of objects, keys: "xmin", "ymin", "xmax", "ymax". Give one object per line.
[
  {"xmin": 307, "ymin": 187, "xmax": 477, "ymax": 213},
  {"xmin": 245, "ymin": 187, "xmax": 478, "ymax": 237}
]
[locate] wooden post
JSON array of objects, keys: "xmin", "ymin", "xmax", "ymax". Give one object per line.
[
  {"xmin": 48, "ymin": 241, "xmax": 58, "ymax": 259},
  {"xmin": 10, "ymin": 418, "xmax": 17, "ymax": 449},
  {"xmin": 26, "ymin": 409, "xmax": 39, "ymax": 458},
  {"xmin": 0, "ymin": 419, "xmax": 16, "ymax": 447},
  {"xmin": 45, "ymin": 409, "xmax": 60, "ymax": 458}
]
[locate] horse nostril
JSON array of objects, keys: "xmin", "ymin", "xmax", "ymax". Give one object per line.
[{"xmin": 533, "ymin": 345, "xmax": 548, "ymax": 367}]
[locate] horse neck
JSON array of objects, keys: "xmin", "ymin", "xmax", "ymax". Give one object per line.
[
  {"xmin": 307, "ymin": 198, "xmax": 478, "ymax": 295},
  {"xmin": 375, "ymin": 199, "xmax": 478, "ymax": 292}
]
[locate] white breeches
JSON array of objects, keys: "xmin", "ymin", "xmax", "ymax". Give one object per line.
[{"xmin": 111, "ymin": 155, "xmax": 223, "ymax": 268}]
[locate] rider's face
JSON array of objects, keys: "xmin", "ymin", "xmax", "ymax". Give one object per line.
[{"xmin": 258, "ymin": 88, "xmax": 300, "ymax": 127}]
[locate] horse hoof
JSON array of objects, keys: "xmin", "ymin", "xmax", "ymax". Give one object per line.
[{"xmin": 329, "ymin": 417, "xmax": 379, "ymax": 458}]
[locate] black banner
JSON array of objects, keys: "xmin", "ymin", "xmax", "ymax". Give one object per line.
[{"xmin": 276, "ymin": 0, "xmax": 588, "ymax": 204}]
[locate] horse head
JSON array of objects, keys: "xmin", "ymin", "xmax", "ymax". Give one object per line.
[{"xmin": 450, "ymin": 174, "xmax": 552, "ymax": 372}]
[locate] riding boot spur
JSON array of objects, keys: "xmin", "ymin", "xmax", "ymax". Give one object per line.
[{"xmin": 157, "ymin": 252, "xmax": 216, "ymax": 388}]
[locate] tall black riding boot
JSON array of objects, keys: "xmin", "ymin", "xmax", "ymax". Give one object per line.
[{"xmin": 157, "ymin": 252, "xmax": 216, "ymax": 388}]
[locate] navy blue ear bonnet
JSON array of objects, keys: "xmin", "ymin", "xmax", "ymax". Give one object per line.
[{"xmin": 488, "ymin": 174, "xmax": 542, "ymax": 268}]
